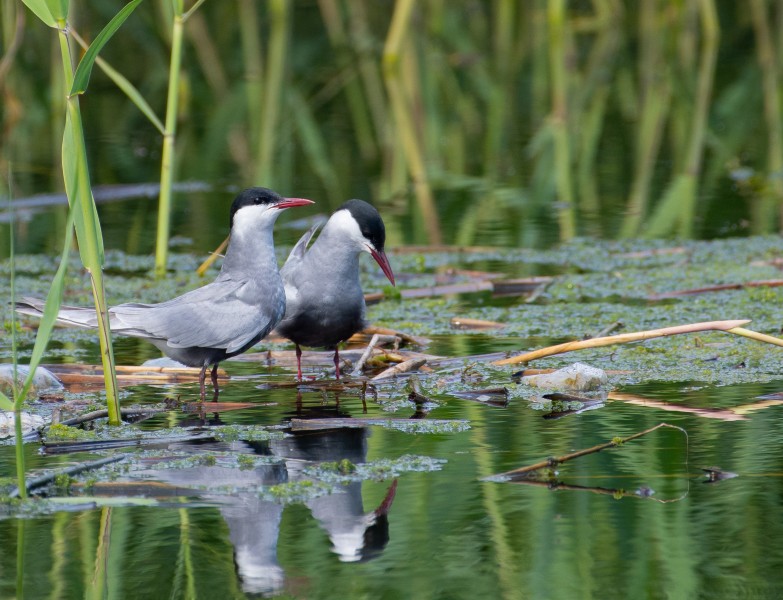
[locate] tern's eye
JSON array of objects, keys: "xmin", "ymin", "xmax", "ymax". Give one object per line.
[{"xmin": 253, "ymin": 197, "xmax": 262, "ymax": 205}]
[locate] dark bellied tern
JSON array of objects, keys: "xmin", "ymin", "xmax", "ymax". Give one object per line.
[
  {"xmin": 276, "ymin": 199, "xmax": 395, "ymax": 380},
  {"xmin": 17, "ymin": 187, "xmax": 313, "ymax": 400}
]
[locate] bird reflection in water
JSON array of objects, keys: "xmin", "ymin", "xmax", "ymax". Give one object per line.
[{"xmin": 134, "ymin": 416, "xmax": 397, "ymax": 595}]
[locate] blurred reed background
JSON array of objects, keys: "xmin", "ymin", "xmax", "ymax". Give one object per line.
[{"xmin": 1, "ymin": 0, "xmax": 781, "ymax": 252}]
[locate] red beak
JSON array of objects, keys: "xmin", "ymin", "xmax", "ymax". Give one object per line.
[
  {"xmin": 276, "ymin": 197, "xmax": 315, "ymax": 209},
  {"xmin": 370, "ymin": 247, "xmax": 395, "ymax": 286}
]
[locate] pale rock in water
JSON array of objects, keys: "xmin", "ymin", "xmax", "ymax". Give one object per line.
[
  {"xmin": 0, "ymin": 364, "xmax": 63, "ymax": 398},
  {"xmin": 520, "ymin": 363, "xmax": 607, "ymax": 391},
  {"xmin": 0, "ymin": 412, "xmax": 45, "ymax": 437}
]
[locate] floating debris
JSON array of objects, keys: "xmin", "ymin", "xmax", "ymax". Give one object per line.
[
  {"xmin": 372, "ymin": 358, "xmax": 427, "ymax": 380},
  {"xmin": 450, "ymin": 317, "xmax": 506, "ymax": 330},
  {"xmin": 517, "ymin": 363, "xmax": 607, "ymax": 391},
  {"xmin": 289, "ymin": 417, "xmax": 470, "ymax": 434},
  {"xmin": 540, "ymin": 392, "xmax": 606, "ymax": 419},
  {"xmin": 702, "ymin": 466, "xmax": 738, "ymax": 483},
  {"xmin": 450, "ymin": 387, "xmax": 509, "ymax": 407},
  {"xmin": 0, "ymin": 364, "xmax": 62, "ymax": 398},
  {"xmin": 0, "ymin": 412, "xmax": 45, "ymax": 438}
]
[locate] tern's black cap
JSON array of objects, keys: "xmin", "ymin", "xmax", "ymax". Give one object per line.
[
  {"xmin": 339, "ymin": 199, "xmax": 386, "ymax": 252},
  {"xmin": 230, "ymin": 187, "xmax": 284, "ymax": 229}
]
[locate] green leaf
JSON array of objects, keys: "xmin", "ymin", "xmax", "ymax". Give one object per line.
[
  {"xmin": 93, "ymin": 55, "xmax": 165, "ymax": 134},
  {"xmin": 0, "ymin": 391, "xmax": 14, "ymax": 411},
  {"xmin": 62, "ymin": 106, "xmax": 105, "ymax": 266},
  {"xmin": 18, "ymin": 206, "xmax": 76, "ymax": 402},
  {"xmin": 21, "ymin": 0, "xmax": 68, "ymax": 27},
  {"xmin": 70, "ymin": 0, "xmax": 144, "ymax": 96}
]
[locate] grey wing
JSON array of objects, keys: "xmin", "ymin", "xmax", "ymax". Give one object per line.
[
  {"xmin": 282, "ymin": 223, "xmax": 321, "ymax": 271},
  {"xmin": 111, "ymin": 278, "xmax": 279, "ymax": 352}
]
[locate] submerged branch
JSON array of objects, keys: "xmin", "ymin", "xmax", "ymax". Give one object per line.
[
  {"xmin": 10, "ymin": 454, "xmax": 127, "ymax": 498},
  {"xmin": 494, "ymin": 422, "xmax": 687, "ymax": 479}
]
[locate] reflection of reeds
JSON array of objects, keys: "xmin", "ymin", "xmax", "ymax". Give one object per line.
[{"xmin": 547, "ymin": 0, "xmax": 576, "ymax": 241}]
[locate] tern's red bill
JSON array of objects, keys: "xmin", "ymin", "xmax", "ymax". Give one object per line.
[
  {"xmin": 370, "ymin": 247, "xmax": 396, "ymax": 286},
  {"xmin": 276, "ymin": 198, "xmax": 315, "ymax": 209}
]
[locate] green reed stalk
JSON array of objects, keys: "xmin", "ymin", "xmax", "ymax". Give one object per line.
[
  {"xmin": 155, "ymin": 0, "xmax": 184, "ymax": 278},
  {"xmin": 71, "ymin": 29, "xmax": 165, "ymax": 135},
  {"xmin": 318, "ymin": 0, "xmax": 378, "ymax": 163},
  {"xmin": 255, "ymin": 0, "xmax": 290, "ymax": 185},
  {"xmin": 348, "ymin": 0, "xmax": 390, "ymax": 157},
  {"xmin": 239, "ymin": 0, "xmax": 264, "ymax": 156},
  {"xmin": 547, "ymin": 0, "xmax": 577, "ymax": 240},
  {"xmin": 18, "ymin": 0, "xmax": 144, "ymax": 427},
  {"xmin": 575, "ymin": 3, "xmax": 620, "ymax": 233},
  {"xmin": 57, "ymin": 24, "xmax": 122, "ymax": 425},
  {"xmin": 291, "ymin": 88, "xmax": 343, "ymax": 203},
  {"xmin": 383, "ymin": 0, "xmax": 442, "ymax": 244},
  {"xmin": 645, "ymin": 0, "xmax": 718, "ymax": 238},
  {"xmin": 620, "ymin": 0, "xmax": 671, "ymax": 238},
  {"xmin": 750, "ymin": 0, "xmax": 783, "ymax": 231},
  {"xmin": 483, "ymin": 0, "xmax": 515, "ymax": 181}
]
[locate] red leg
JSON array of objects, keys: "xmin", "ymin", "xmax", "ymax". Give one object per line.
[
  {"xmin": 198, "ymin": 364, "xmax": 208, "ymax": 401},
  {"xmin": 211, "ymin": 363, "xmax": 220, "ymax": 401}
]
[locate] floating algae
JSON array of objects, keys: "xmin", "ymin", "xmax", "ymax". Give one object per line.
[{"xmin": 305, "ymin": 455, "xmax": 447, "ymax": 484}]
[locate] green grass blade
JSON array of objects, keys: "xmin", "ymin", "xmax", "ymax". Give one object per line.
[
  {"xmin": 70, "ymin": 0, "xmax": 144, "ymax": 96},
  {"xmin": 21, "ymin": 0, "xmax": 67, "ymax": 27},
  {"xmin": 71, "ymin": 29, "xmax": 164, "ymax": 134},
  {"xmin": 62, "ymin": 108, "xmax": 104, "ymax": 265},
  {"xmin": 17, "ymin": 208, "xmax": 75, "ymax": 401},
  {"xmin": 0, "ymin": 391, "xmax": 13, "ymax": 411}
]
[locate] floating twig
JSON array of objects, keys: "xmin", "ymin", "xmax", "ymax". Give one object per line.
[
  {"xmin": 352, "ymin": 334, "xmax": 401, "ymax": 376},
  {"xmin": 450, "ymin": 317, "xmax": 506, "ymax": 330},
  {"xmin": 649, "ymin": 279, "xmax": 783, "ymax": 300},
  {"xmin": 372, "ymin": 358, "xmax": 427, "ymax": 380},
  {"xmin": 10, "ymin": 454, "xmax": 127, "ymax": 498},
  {"xmin": 493, "ymin": 320, "xmax": 752, "ymax": 365},
  {"xmin": 58, "ymin": 407, "xmax": 168, "ymax": 427},
  {"xmin": 195, "ymin": 235, "xmax": 229, "ymax": 276},
  {"xmin": 589, "ymin": 321, "xmax": 624, "ymax": 339},
  {"xmin": 493, "ymin": 422, "xmax": 686, "ymax": 479},
  {"xmin": 726, "ymin": 327, "xmax": 783, "ymax": 348}
]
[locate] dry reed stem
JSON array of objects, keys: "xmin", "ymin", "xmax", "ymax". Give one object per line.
[{"xmin": 493, "ymin": 319, "xmax": 751, "ymax": 366}]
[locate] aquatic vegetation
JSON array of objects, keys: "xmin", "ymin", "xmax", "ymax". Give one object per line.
[
  {"xmin": 264, "ymin": 479, "xmax": 337, "ymax": 504},
  {"xmin": 306, "ymin": 455, "xmax": 447, "ymax": 484},
  {"xmin": 210, "ymin": 425, "xmax": 286, "ymax": 443}
]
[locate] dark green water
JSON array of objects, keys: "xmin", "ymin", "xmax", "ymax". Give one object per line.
[{"xmin": 1, "ymin": 374, "xmax": 783, "ymax": 599}]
